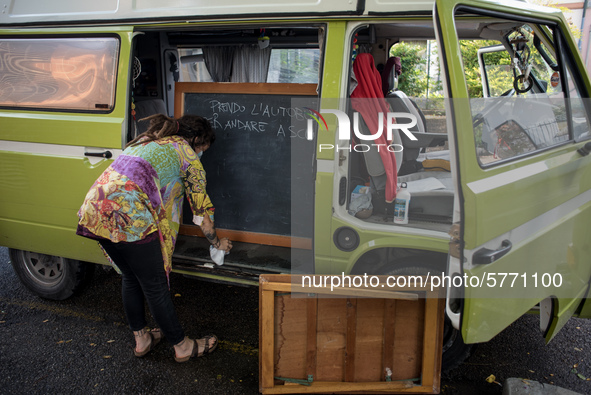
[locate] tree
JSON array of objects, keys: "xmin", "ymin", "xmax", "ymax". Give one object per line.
[
  {"xmin": 459, "ymin": 40, "xmax": 511, "ymax": 98},
  {"xmin": 389, "ymin": 41, "xmax": 442, "ymax": 98},
  {"xmin": 389, "ymin": 42, "xmax": 428, "ymax": 97}
]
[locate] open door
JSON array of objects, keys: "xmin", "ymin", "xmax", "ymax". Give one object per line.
[{"xmin": 435, "ymin": 0, "xmax": 591, "ymax": 343}]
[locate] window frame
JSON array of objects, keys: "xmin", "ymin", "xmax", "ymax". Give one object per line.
[
  {"xmin": 453, "ymin": 15, "xmax": 581, "ymax": 168},
  {"xmin": 553, "ymin": 26, "xmax": 591, "ymax": 144}
]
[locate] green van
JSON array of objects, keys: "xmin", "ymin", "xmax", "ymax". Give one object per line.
[{"xmin": 1, "ymin": 0, "xmax": 591, "ymax": 370}]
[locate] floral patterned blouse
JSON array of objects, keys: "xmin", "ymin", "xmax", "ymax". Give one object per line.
[{"xmin": 76, "ymin": 135, "xmax": 213, "ymax": 279}]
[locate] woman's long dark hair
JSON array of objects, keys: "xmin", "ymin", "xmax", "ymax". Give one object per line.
[{"xmin": 127, "ymin": 114, "xmax": 215, "ymax": 149}]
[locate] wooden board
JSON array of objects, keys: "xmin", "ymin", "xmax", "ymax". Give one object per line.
[
  {"xmin": 178, "ymin": 225, "xmax": 312, "ymax": 249},
  {"xmin": 259, "ymin": 275, "xmax": 445, "ymax": 394}
]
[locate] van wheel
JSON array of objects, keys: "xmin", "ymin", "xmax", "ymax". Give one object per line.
[
  {"xmin": 382, "ymin": 260, "xmax": 474, "ymax": 371},
  {"xmin": 9, "ymin": 249, "xmax": 94, "ymax": 300},
  {"xmin": 441, "ymin": 315, "xmax": 473, "ymax": 371}
]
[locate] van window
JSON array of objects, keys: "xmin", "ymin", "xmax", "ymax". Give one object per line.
[
  {"xmin": 178, "ymin": 49, "xmax": 213, "ymax": 82},
  {"xmin": 480, "ymin": 46, "xmax": 513, "ymax": 97},
  {"xmin": 267, "ymin": 48, "xmax": 320, "ymax": 83},
  {"xmin": 390, "ymin": 40, "xmax": 443, "ymax": 99},
  {"xmin": 178, "ymin": 47, "xmax": 319, "ymax": 83},
  {"xmin": 0, "ymin": 37, "xmax": 119, "ymax": 111},
  {"xmin": 462, "ymin": 23, "xmax": 576, "ymax": 165}
]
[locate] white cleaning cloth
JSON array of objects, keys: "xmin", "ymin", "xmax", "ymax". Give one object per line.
[{"xmin": 210, "ymin": 245, "xmax": 229, "ymax": 266}]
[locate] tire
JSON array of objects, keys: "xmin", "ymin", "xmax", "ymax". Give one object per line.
[
  {"xmin": 9, "ymin": 249, "xmax": 94, "ymax": 300},
  {"xmin": 441, "ymin": 315, "xmax": 474, "ymax": 371},
  {"xmin": 382, "ymin": 259, "xmax": 474, "ymax": 371}
]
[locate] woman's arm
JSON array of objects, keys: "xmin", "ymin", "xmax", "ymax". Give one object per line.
[
  {"xmin": 184, "ymin": 161, "xmax": 232, "ymax": 252},
  {"xmin": 199, "ymin": 215, "xmax": 231, "ymax": 252}
]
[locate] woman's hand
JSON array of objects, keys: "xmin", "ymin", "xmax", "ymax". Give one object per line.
[
  {"xmin": 199, "ymin": 215, "xmax": 232, "ymax": 252},
  {"xmin": 217, "ymin": 237, "xmax": 232, "ymax": 252}
]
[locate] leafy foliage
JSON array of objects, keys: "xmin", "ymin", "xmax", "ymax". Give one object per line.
[
  {"xmin": 460, "ymin": 40, "xmax": 511, "ymax": 98},
  {"xmin": 390, "ymin": 42, "xmax": 439, "ymax": 98}
]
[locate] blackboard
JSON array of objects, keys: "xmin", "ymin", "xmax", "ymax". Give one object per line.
[{"xmin": 175, "ymin": 83, "xmax": 317, "ymax": 242}]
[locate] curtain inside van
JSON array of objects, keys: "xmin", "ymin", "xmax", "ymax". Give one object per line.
[
  {"xmin": 203, "ymin": 45, "xmax": 271, "ymax": 83},
  {"xmin": 231, "ymin": 45, "xmax": 271, "ymax": 83},
  {"xmin": 203, "ymin": 47, "xmax": 234, "ymax": 82}
]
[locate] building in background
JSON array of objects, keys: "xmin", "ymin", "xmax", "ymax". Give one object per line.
[{"xmin": 548, "ymin": 1, "xmax": 591, "ymax": 72}]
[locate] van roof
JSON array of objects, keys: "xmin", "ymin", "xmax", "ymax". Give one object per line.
[{"xmin": 0, "ymin": 0, "xmax": 437, "ymax": 26}]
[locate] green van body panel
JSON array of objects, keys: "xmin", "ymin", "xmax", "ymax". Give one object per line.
[
  {"xmin": 312, "ymin": 21, "xmax": 345, "ymax": 275},
  {"xmin": 0, "ymin": 27, "xmax": 134, "ymax": 265}
]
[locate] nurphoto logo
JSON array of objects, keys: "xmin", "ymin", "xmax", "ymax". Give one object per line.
[{"xmin": 304, "ymin": 109, "xmax": 418, "ymax": 152}]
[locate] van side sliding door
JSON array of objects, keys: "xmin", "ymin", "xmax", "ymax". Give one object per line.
[{"xmin": 0, "ymin": 28, "xmax": 134, "ymax": 264}]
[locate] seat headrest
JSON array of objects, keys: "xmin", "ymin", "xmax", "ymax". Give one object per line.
[{"xmin": 380, "ymin": 56, "xmax": 401, "ymax": 96}]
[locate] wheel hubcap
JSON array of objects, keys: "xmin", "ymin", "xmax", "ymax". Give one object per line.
[{"xmin": 21, "ymin": 251, "xmax": 65, "ymax": 286}]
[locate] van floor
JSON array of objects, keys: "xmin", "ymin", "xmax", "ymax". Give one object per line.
[{"xmin": 172, "ymin": 234, "xmax": 295, "ymax": 283}]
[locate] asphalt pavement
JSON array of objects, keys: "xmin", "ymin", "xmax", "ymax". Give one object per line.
[{"xmin": 1, "ymin": 246, "xmax": 590, "ymax": 394}]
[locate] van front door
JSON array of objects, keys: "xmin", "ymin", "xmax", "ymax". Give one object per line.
[{"xmin": 435, "ymin": 0, "xmax": 591, "ymax": 343}]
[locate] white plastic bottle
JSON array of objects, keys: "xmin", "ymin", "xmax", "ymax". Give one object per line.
[{"xmin": 394, "ymin": 182, "xmax": 411, "ymax": 224}]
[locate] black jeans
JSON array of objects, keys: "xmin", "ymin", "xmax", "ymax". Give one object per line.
[{"xmin": 99, "ymin": 238, "xmax": 185, "ymax": 345}]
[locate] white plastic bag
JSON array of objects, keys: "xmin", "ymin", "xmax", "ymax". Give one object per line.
[{"xmin": 209, "ymin": 245, "xmax": 229, "ymax": 266}]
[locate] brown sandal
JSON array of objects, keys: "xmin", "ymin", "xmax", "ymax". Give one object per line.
[
  {"xmin": 174, "ymin": 334, "xmax": 218, "ymax": 362},
  {"xmin": 134, "ymin": 328, "xmax": 162, "ymax": 358}
]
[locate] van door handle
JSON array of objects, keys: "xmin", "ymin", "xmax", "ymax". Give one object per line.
[
  {"xmin": 85, "ymin": 151, "xmax": 112, "ymax": 159},
  {"xmin": 472, "ymin": 240, "xmax": 512, "ymax": 264}
]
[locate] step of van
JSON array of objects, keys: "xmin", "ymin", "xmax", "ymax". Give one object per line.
[{"xmin": 171, "ymin": 234, "xmax": 293, "ymax": 285}]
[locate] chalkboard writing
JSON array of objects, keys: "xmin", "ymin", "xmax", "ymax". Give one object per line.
[{"xmin": 177, "ymin": 83, "xmax": 317, "ymax": 238}]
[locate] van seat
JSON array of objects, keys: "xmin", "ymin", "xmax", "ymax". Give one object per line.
[
  {"xmin": 381, "ymin": 57, "xmax": 453, "ymax": 221},
  {"xmin": 133, "ymin": 99, "xmax": 168, "ymax": 137},
  {"xmin": 397, "ymin": 171, "xmax": 454, "ymax": 221},
  {"xmin": 381, "ymin": 57, "xmax": 448, "ymax": 172}
]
